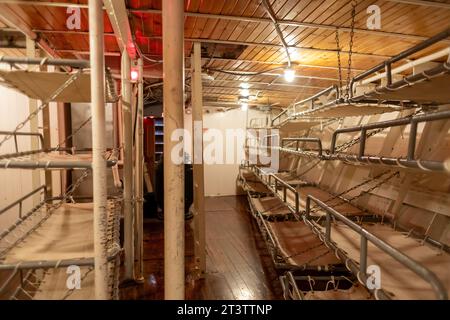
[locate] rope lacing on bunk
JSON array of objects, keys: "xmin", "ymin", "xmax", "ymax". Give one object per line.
[{"xmin": 0, "ymin": 169, "xmax": 90, "ymax": 257}]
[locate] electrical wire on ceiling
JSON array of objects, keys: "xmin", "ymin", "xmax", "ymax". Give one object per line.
[
  {"xmin": 207, "ymin": 66, "xmax": 285, "ymax": 76},
  {"xmin": 261, "ymin": 0, "xmax": 292, "ymax": 68}
]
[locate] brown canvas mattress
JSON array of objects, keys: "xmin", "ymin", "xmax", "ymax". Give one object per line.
[
  {"xmin": 326, "ymin": 222, "xmax": 450, "ymax": 299},
  {"xmin": 267, "ymin": 220, "xmax": 341, "ymax": 267}
]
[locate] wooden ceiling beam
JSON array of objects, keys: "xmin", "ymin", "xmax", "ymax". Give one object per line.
[
  {"xmin": 31, "ymin": 28, "xmax": 392, "ymax": 59},
  {"xmin": 103, "ymin": 0, "xmax": 136, "ymax": 59},
  {"xmin": 0, "ymin": 1, "xmax": 447, "ymax": 43},
  {"xmin": 0, "ymin": 5, "xmax": 60, "ymax": 58}
]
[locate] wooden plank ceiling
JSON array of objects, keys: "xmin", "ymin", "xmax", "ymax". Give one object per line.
[{"xmin": 0, "ymin": 0, "xmax": 449, "ymax": 107}]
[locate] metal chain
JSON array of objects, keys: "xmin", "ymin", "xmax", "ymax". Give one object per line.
[
  {"xmin": 310, "ymin": 170, "xmax": 399, "ymax": 214},
  {"xmin": 345, "ymin": 1, "xmax": 357, "ymax": 99},
  {"xmin": 0, "ymin": 70, "xmax": 82, "ymax": 150},
  {"xmin": 334, "ymin": 109, "xmax": 423, "ymax": 152},
  {"xmin": 55, "ymin": 116, "xmax": 92, "ymax": 151},
  {"xmin": 335, "ymin": 28, "xmax": 343, "ymax": 97}
]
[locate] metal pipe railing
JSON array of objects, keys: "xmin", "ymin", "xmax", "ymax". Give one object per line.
[
  {"xmin": 0, "ymin": 131, "xmax": 44, "ymax": 153},
  {"xmin": 281, "ymin": 137, "xmax": 323, "ymax": 157},
  {"xmin": 349, "ymin": 28, "xmax": 450, "ymax": 98},
  {"xmin": 0, "ymin": 56, "xmax": 90, "ymax": 69},
  {"xmin": 268, "ymin": 173, "xmax": 299, "ymax": 214},
  {"xmin": 0, "ymin": 185, "xmax": 46, "ymax": 216},
  {"xmin": 330, "ymin": 110, "xmax": 450, "ymax": 159},
  {"xmin": 305, "ymin": 195, "xmax": 448, "ymax": 300}
]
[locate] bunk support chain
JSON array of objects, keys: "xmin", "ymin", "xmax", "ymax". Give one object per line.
[{"xmin": 304, "ymin": 195, "xmax": 448, "ymax": 300}]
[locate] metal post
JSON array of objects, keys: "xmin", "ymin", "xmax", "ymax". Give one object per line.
[
  {"xmin": 359, "ymin": 128, "xmax": 367, "ymax": 158},
  {"xmin": 121, "ymin": 50, "xmax": 134, "ymax": 281},
  {"xmin": 135, "ymin": 58, "xmax": 144, "ymax": 282},
  {"xmin": 26, "ymin": 37, "xmax": 41, "ymax": 206},
  {"xmin": 407, "ymin": 121, "xmax": 418, "ymax": 160},
  {"xmin": 88, "ymin": 0, "xmax": 108, "ymax": 300},
  {"xmin": 325, "ymin": 213, "xmax": 331, "ymax": 242},
  {"xmin": 191, "ymin": 42, "xmax": 206, "ymax": 277},
  {"xmin": 360, "ymin": 236, "xmax": 368, "ymax": 277},
  {"xmin": 163, "ymin": 0, "xmax": 185, "ymax": 300}
]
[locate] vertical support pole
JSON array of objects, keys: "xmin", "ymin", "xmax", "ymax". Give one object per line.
[
  {"xmin": 191, "ymin": 42, "xmax": 206, "ymax": 277},
  {"xmin": 121, "ymin": 51, "xmax": 134, "ymax": 281},
  {"xmin": 360, "ymin": 236, "xmax": 368, "ymax": 277},
  {"xmin": 40, "ymin": 50, "xmax": 53, "ymax": 197},
  {"xmin": 163, "ymin": 0, "xmax": 185, "ymax": 300},
  {"xmin": 135, "ymin": 58, "xmax": 144, "ymax": 282},
  {"xmin": 88, "ymin": 0, "xmax": 108, "ymax": 300},
  {"xmin": 26, "ymin": 37, "xmax": 41, "ymax": 205},
  {"xmin": 56, "ymin": 103, "xmax": 72, "ymax": 192}
]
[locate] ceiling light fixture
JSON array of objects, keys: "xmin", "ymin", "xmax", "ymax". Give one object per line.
[
  {"xmin": 284, "ymin": 68, "xmax": 295, "ymax": 82},
  {"xmin": 240, "ymin": 82, "xmax": 250, "ymax": 89},
  {"xmin": 240, "ymin": 88, "xmax": 250, "ymax": 97}
]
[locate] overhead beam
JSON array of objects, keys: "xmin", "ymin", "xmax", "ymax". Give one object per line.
[
  {"xmin": 0, "ymin": 5, "xmax": 60, "ymax": 58},
  {"xmin": 2, "ymin": 0, "xmax": 450, "ymax": 10},
  {"xmin": 130, "ymin": 9, "xmax": 450, "ymax": 41},
  {"xmin": 103, "ymin": 0, "xmax": 136, "ymax": 59},
  {"xmin": 31, "ymin": 29, "xmax": 392, "ymax": 59},
  {"xmin": 0, "ymin": 1, "xmax": 448, "ymax": 43},
  {"xmin": 202, "ymin": 84, "xmax": 316, "ymax": 95},
  {"xmin": 203, "ymin": 78, "xmax": 327, "ymax": 90}
]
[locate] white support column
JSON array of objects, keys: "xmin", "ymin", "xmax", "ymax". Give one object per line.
[
  {"xmin": 191, "ymin": 42, "xmax": 206, "ymax": 277},
  {"xmin": 121, "ymin": 51, "xmax": 135, "ymax": 281},
  {"xmin": 88, "ymin": 0, "xmax": 108, "ymax": 300},
  {"xmin": 135, "ymin": 58, "xmax": 144, "ymax": 281},
  {"xmin": 26, "ymin": 37, "xmax": 41, "ymax": 205},
  {"xmin": 163, "ymin": 0, "xmax": 185, "ymax": 300}
]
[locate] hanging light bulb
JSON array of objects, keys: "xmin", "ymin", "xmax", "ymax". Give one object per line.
[
  {"xmin": 241, "ymin": 102, "xmax": 248, "ymax": 111},
  {"xmin": 240, "ymin": 82, "xmax": 250, "ymax": 89},
  {"xmin": 284, "ymin": 68, "xmax": 295, "ymax": 82},
  {"xmin": 240, "ymin": 88, "xmax": 250, "ymax": 97}
]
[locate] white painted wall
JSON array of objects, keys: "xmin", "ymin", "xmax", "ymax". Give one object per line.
[
  {"xmin": 0, "ymin": 66, "xmax": 60, "ymax": 230},
  {"xmin": 183, "ymin": 108, "xmax": 270, "ymax": 196}
]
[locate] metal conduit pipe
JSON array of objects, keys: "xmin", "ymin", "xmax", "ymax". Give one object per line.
[
  {"xmin": 261, "ymin": 0, "xmax": 291, "ymax": 67},
  {"xmin": 0, "ymin": 56, "xmax": 89, "ymax": 69}
]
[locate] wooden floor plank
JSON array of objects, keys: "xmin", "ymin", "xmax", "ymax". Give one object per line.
[{"xmin": 119, "ymin": 195, "xmax": 281, "ymax": 300}]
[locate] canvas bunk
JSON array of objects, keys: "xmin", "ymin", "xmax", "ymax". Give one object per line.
[
  {"xmin": 349, "ymin": 28, "xmax": 450, "ymax": 106},
  {"xmin": 271, "ymin": 28, "xmax": 450, "ymax": 130},
  {"xmin": 242, "ymin": 160, "xmax": 450, "ymax": 299},
  {"xmin": 0, "ymin": 56, "xmax": 122, "ymax": 300},
  {"xmin": 245, "ymin": 186, "xmax": 368, "ymax": 300},
  {"xmin": 273, "ymin": 109, "xmax": 450, "ymax": 173}
]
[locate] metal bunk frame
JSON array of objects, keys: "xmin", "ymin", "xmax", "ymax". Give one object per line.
[
  {"xmin": 273, "ymin": 109, "xmax": 450, "ymax": 172},
  {"xmin": 349, "ymin": 28, "xmax": 450, "ymax": 104},
  {"xmin": 0, "ymin": 54, "xmax": 121, "ymax": 299},
  {"xmin": 0, "ymin": 174, "xmax": 122, "ymax": 299},
  {"xmin": 0, "ymin": 131, "xmax": 118, "ymax": 169},
  {"xmin": 243, "ymin": 166, "xmax": 449, "ymax": 299},
  {"xmin": 245, "ymin": 186, "xmax": 361, "ymax": 300},
  {"xmin": 303, "ymin": 195, "xmax": 448, "ymax": 300},
  {"xmin": 271, "ymin": 28, "xmax": 450, "ymax": 129}
]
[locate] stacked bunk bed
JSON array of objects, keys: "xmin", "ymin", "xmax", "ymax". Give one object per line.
[
  {"xmin": 239, "ymin": 29, "xmax": 450, "ymax": 300},
  {"xmin": 0, "ymin": 57, "xmax": 122, "ymax": 300}
]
